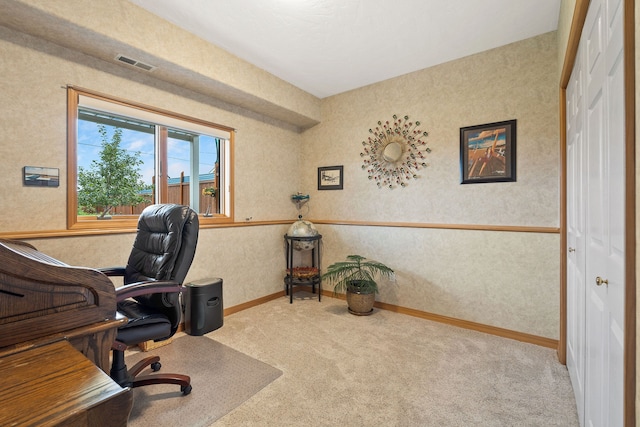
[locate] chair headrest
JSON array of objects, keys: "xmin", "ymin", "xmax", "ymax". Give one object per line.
[{"xmin": 126, "ymin": 204, "xmax": 199, "ymax": 285}]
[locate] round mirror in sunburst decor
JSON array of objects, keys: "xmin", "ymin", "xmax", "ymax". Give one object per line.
[{"xmin": 360, "ymin": 114, "xmax": 431, "ymax": 188}]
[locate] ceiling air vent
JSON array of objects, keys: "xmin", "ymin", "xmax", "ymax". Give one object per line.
[{"xmin": 115, "ymin": 54, "xmax": 156, "ymax": 72}]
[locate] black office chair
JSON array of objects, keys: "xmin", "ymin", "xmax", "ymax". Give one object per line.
[{"xmin": 102, "ymin": 204, "xmax": 199, "ymax": 395}]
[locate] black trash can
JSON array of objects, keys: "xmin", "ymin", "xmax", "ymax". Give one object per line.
[{"xmin": 184, "ymin": 278, "xmax": 223, "ymax": 336}]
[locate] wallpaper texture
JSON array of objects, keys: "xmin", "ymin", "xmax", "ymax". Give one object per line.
[
  {"xmin": 1, "ymin": 11, "xmax": 560, "ymax": 339},
  {"xmin": 302, "ymin": 32, "xmax": 559, "ymax": 227},
  {"xmin": 0, "ymin": 25, "xmax": 301, "ymax": 308},
  {"xmin": 300, "ymin": 32, "xmax": 560, "ymax": 338}
]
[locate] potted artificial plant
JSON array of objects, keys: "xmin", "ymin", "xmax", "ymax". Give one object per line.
[{"xmin": 322, "ymin": 255, "xmax": 394, "ymax": 316}]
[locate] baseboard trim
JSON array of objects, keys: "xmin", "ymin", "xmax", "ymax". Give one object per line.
[
  {"xmin": 318, "ymin": 290, "xmax": 557, "ymax": 349},
  {"xmin": 215, "ymin": 288, "xmax": 558, "ymax": 350},
  {"xmin": 372, "ymin": 299, "xmax": 558, "ymax": 349},
  {"xmin": 223, "ymin": 291, "xmax": 287, "ymax": 316}
]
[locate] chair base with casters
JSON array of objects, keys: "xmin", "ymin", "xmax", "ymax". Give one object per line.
[
  {"xmin": 109, "ymin": 294, "xmax": 192, "ymax": 395},
  {"xmin": 110, "ymin": 347, "xmax": 192, "ymax": 395}
]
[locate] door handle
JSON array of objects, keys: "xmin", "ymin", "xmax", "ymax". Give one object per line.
[
  {"xmin": 595, "ymin": 276, "xmax": 608, "ymax": 287},
  {"xmin": 568, "ymin": 247, "xmax": 575, "ymax": 253}
]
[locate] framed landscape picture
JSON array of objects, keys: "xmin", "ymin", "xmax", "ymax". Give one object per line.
[
  {"xmin": 23, "ymin": 166, "xmax": 60, "ymax": 187},
  {"xmin": 460, "ymin": 120, "xmax": 516, "ymax": 184}
]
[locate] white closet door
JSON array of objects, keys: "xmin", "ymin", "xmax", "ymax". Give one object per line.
[
  {"xmin": 566, "ymin": 0, "xmax": 625, "ymax": 425},
  {"xmin": 566, "ymin": 36, "xmax": 586, "ymax": 427},
  {"xmin": 601, "ymin": 0, "xmax": 626, "ymax": 424}
]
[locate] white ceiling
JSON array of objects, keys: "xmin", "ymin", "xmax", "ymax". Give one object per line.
[{"xmin": 128, "ymin": 0, "xmax": 561, "ymax": 99}]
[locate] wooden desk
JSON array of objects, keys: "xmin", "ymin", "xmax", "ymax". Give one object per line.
[
  {"xmin": 0, "ymin": 340, "xmax": 132, "ymax": 427},
  {"xmin": 0, "ymin": 315, "xmax": 126, "ymax": 374},
  {"xmin": 0, "ymin": 239, "xmax": 125, "ymax": 374}
]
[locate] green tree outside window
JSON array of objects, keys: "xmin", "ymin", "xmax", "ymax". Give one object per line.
[{"xmin": 78, "ymin": 125, "xmax": 149, "ymax": 218}]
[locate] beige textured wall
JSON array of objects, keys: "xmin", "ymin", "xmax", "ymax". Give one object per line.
[
  {"xmin": 320, "ymin": 225, "xmax": 559, "ymax": 337},
  {"xmin": 0, "ymin": 0, "xmax": 321, "ymax": 128},
  {"xmin": 304, "ymin": 32, "xmax": 559, "ymax": 227},
  {"xmin": 0, "ymin": 25, "xmax": 299, "ymax": 306},
  {"xmin": 25, "ymin": 225, "xmax": 290, "ymax": 307},
  {"xmin": 0, "ymin": 26, "xmax": 301, "ymax": 230},
  {"xmin": 302, "ymin": 32, "xmax": 560, "ymax": 338},
  {"xmin": 1, "ymin": 8, "xmax": 562, "ymax": 339}
]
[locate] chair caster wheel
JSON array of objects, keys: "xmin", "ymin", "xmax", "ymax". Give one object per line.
[
  {"xmin": 181, "ymin": 384, "xmax": 192, "ymax": 395},
  {"xmin": 151, "ymin": 361, "xmax": 161, "ymax": 371}
]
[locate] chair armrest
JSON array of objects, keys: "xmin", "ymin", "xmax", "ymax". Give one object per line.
[
  {"xmin": 99, "ymin": 267, "xmax": 126, "ymax": 277},
  {"xmin": 115, "ymin": 280, "xmax": 185, "ymax": 302}
]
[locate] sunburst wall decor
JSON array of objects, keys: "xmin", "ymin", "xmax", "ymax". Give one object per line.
[{"xmin": 360, "ymin": 114, "xmax": 431, "ymax": 188}]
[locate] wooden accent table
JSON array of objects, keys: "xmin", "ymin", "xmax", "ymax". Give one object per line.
[{"xmin": 0, "ymin": 340, "xmax": 132, "ymax": 426}]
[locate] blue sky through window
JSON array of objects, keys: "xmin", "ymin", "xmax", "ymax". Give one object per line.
[{"xmin": 78, "ymin": 120, "xmax": 218, "ymax": 185}]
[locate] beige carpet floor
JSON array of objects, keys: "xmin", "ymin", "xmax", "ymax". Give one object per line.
[{"xmin": 205, "ymin": 292, "xmax": 579, "ymax": 426}]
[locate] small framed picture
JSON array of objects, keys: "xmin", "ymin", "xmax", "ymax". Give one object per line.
[
  {"xmin": 23, "ymin": 166, "xmax": 60, "ymax": 187},
  {"xmin": 318, "ymin": 166, "xmax": 343, "ymax": 190},
  {"xmin": 460, "ymin": 120, "xmax": 516, "ymax": 184}
]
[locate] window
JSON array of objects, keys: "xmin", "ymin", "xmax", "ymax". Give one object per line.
[{"xmin": 67, "ymin": 87, "xmax": 234, "ymax": 229}]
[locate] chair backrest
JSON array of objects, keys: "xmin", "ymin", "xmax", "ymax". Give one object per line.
[
  {"xmin": 125, "ymin": 204, "xmax": 199, "ymax": 284},
  {"xmin": 124, "ymin": 204, "xmax": 199, "ymax": 331}
]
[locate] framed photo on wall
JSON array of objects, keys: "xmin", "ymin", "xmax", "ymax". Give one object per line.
[
  {"xmin": 318, "ymin": 165, "xmax": 343, "ymax": 190},
  {"xmin": 460, "ymin": 119, "xmax": 516, "ymax": 184},
  {"xmin": 23, "ymin": 166, "xmax": 60, "ymax": 187}
]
